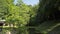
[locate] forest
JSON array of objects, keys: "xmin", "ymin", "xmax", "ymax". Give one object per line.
[{"xmin": 0, "ymin": 0, "xmax": 60, "ymax": 34}]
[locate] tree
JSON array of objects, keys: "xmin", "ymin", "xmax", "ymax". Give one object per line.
[
  {"xmin": 6, "ymin": 0, "xmax": 31, "ymax": 34},
  {"xmin": 0, "ymin": 0, "xmax": 14, "ymax": 19},
  {"xmin": 0, "ymin": 0, "xmax": 8, "ymax": 19},
  {"xmin": 35, "ymin": 0, "xmax": 60, "ymax": 34},
  {"xmin": 16, "ymin": 0, "xmax": 23, "ymax": 6},
  {"xmin": 27, "ymin": 5, "xmax": 39, "ymax": 26}
]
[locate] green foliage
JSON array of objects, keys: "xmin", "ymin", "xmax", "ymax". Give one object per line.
[
  {"xmin": 5, "ymin": 0, "xmax": 30, "ymax": 25},
  {"xmin": 34, "ymin": 0, "xmax": 60, "ymax": 34},
  {"xmin": 17, "ymin": 0, "xmax": 23, "ymax": 6},
  {"xmin": 0, "ymin": 0, "xmax": 8, "ymax": 19},
  {"xmin": 27, "ymin": 5, "xmax": 39, "ymax": 26},
  {"xmin": 0, "ymin": 0, "xmax": 30, "ymax": 34},
  {"xmin": 1, "ymin": 0, "xmax": 60, "ymax": 34}
]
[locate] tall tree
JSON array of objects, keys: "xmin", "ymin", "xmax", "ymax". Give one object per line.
[{"xmin": 35, "ymin": 0, "xmax": 60, "ymax": 34}]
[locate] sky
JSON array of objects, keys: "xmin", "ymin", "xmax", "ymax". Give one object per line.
[{"xmin": 14, "ymin": 0, "xmax": 39, "ymax": 6}]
